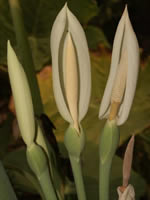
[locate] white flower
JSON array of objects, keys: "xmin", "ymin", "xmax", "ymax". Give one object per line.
[
  {"xmin": 117, "ymin": 185, "xmax": 135, "ymax": 200},
  {"xmin": 99, "ymin": 6, "xmax": 139, "ymax": 125},
  {"xmin": 50, "ymin": 4, "xmax": 91, "ymax": 132},
  {"xmin": 7, "ymin": 41, "xmax": 35, "ymax": 146}
]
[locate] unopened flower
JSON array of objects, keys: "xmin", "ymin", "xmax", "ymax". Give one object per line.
[
  {"xmin": 50, "ymin": 4, "xmax": 91, "ymax": 133},
  {"xmin": 118, "ymin": 135, "xmax": 135, "ymax": 198},
  {"xmin": 7, "ymin": 41, "xmax": 35, "ymax": 146},
  {"xmin": 122, "ymin": 135, "xmax": 134, "ymax": 188},
  {"xmin": 99, "ymin": 6, "xmax": 139, "ymax": 125}
]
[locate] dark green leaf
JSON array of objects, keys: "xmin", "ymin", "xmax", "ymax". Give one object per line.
[
  {"xmin": 3, "ymin": 148, "xmax": 44, "ymax": 197},
  {"xmin": 0, "ymin": 161, "xmax": 18, "ymax": 200},
  {"xmin": 85, "ymin": 26, "xmax": 110, "ymax": 50},
  {"xmin": 0, "ymin": 0, "xmax": 99, "ymax": 70},
  {"xmin": 0, "ymin": 113, "xmax": 13, "ymax": 157}
]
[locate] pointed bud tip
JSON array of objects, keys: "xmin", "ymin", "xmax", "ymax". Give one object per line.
[
  {"xmin": 124, "ymin": 4, "xmax": 131, "ymax": 23},
  {"xmin": 125, "ymin": 4, "xmax": 128, "ymax": 11},
  {"xmin": 7, "ymin": 40, "xmax": 10, "ymax": 47},
  {"xmin": 7, "ymin": 40, "xmax": 12, "ymax": 53},
  {"xmin": 7, "ymin": 41, "xmax": 18, "ymax": 63},
  {"xmin": 122, "ymin": 4, "xmax": 128, "ymax": 17},
  {"xmin": 64, "ymin": 2, "xmax": 68, "ymax": 9}
]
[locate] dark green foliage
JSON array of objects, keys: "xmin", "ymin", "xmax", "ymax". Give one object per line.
[
  {"xmin": 0, "ymin": 0, "xmax": 99, "ymax": 70},
  {"xmin": 85, "ymin": 26, "xmax": 110, "ymax": 50}
]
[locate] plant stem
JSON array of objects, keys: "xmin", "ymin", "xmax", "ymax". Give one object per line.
[
  {"xmin": 8, "ymin": 0, "xmax": 43, "ymax": 115},
  {"xmin": 99, "ymin": 159, "xmax": 112, "ymax": 200},
  {"xmin": 69, "ymin": 155, "xmax": 86, "ymax": 200},
  {"xmin": 36, "ymin": 122, "xmax": 63, "ymax": 199},
  {"xmin": 99, "ymin": 120, "xmax": 119, "ymax": 200},
  {"xmin": 38, "ymin": 167, "xmax": 58, "ymax": 200}
]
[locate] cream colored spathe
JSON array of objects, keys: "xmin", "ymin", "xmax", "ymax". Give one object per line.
[
  {"xmin": 50, "ymin": 4, "xmax": 91, "ymax": 133},
  {"xmin": 99, "ymin": 6, "xmax": 139, "ymax": 125}
]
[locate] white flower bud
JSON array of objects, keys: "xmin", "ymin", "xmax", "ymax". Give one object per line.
[{"xmin": 7, "ymin": 41, "xmax": 35, "ymax": 146}]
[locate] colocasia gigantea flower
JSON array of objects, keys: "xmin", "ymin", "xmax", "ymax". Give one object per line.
[
  {"xmin": 50, "ymin": 4, "xmax": 91, "ymax": 134},
  {"xmin": 99, "ymin": 6, "xmax": 139, "ymax": 125}
]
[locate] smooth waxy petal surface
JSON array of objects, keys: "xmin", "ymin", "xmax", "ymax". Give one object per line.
[
  {"xmin": 7, "ymin": 41, "xmax": 35, "ymax": 146},
  {"xmin": 99, "ymin": 7, "xmax": 139, "ymax": 125},
  {"xmin": 51, "ymin": 4, "xmax": 91, "ymax": 125}
]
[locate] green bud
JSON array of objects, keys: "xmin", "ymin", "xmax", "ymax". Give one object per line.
[
  {"xmin": 99, "ymin": 120, "xmax": 120, "ymax": 200},
  {"xmin": 27, "ymin": 143, "xmax": 58, "ymax": 200},
  {"xmin": 99, "ymin": 120, "xmax": 120, "ymax": 164},
  {"xmin": 26, "ymin": 143, "xmax": 48, "ymax": 177},
  {"xmin": 64, "ymin": 124, "xmax": 85, "ymax": 158}
]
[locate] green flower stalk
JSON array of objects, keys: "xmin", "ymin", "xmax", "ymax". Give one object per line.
[
  {"xmin": 50, "ymin": 4, "xmax": 91, "ymax": 200},
  {"xmin": 64, "ymin": 125, "xmax": 85, "ymax": 200},
  {"xmin": 36, "ymin": 122, "xmax": 63, "ymax": 199},
  {"xmin": 99, "ymin": 120, "xmax": 120, "ymax": 200},
  {"xmin": 7, "ymin": 41, "xmax": 58, "ymax": 200},
  {"xmin": 99, "ymin": 6, "xmax": 139, "ymax": 200}
]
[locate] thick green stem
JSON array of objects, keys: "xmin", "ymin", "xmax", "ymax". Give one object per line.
[
  {"xmin": 36, "ymin": 122, "xmax": 63, "ymax": 200},
  {"xmin": 69, "ymin": 155, "xmax": 86, "ymax": 200},
  {"xmin": 99, "ymin": 159, "xmax": 112, "ymax": 200},
  {"xmin": 0, "ymin": 161, "xmax": 18, "ymax": 200},
  {"xmin": 99, "ymin": 120, "xmax": 120, "ymax": 200},
  {"xmin": 38, "ymin": 167, "xmax": 58, "ymax": 200},
  {"xmin": 8, "ymin": 0, "xmax": 43, "ymax": 115},
  {"xmin": 64, "ymin": 125, "xmax": 86, "ymax": 200}
]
